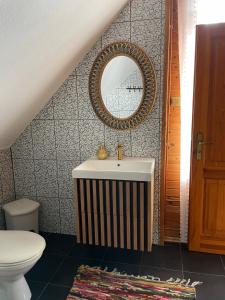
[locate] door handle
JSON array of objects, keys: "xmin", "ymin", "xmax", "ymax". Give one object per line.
[{"xmin": 196, "ymin": 132, "xmax": 213, "ymax": 160}]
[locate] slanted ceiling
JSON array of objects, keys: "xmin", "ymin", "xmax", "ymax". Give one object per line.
[{"xmin": 0, "ymin": 0, "xmax": 129, "ymax": 149}]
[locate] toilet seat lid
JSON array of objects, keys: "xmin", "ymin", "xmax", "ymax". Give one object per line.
[
  {"xmin": 0, "ymin": 231, "xmax": 46, "ymax": 265},
  {"xmin": 3, "ymin": 198, "xmax": 40, "ymax": 216}
]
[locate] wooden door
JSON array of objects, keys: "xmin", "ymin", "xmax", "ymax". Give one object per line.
[{"xmin": 189, "ymin": 23, "xmax": 225, "ymax": 254}]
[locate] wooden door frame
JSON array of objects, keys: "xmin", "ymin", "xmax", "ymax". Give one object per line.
[{"xmin": 160, "ymin": 0, "xmax": 173, "ymax": 244}]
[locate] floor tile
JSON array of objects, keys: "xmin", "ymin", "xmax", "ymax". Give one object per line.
[
  {"xmin": 50, "ymin": 256, "xmax": 102, "ymax": 286},
  {"xmin": 182, "ymin": 249, "xmax": 225, "ymax": 275},
  {"xmin": 69, "ymin": 244, "xmax": 106, "ymax": 260},
  {"xmin": 141, "ymin": 244, "xmax": 182, "ymax": 270},
  {"xmin": 44, "ymin": 233, "xmax": 76, "ymax": 255},
  {"xmin": 39, "ymin": 231, "xmax": 51, "ymax": 239},
  {"xmin": 26, "ymin": 254, "xmax": 64, "ymax": 282},
  {"xmin": 138, "ymin": 266, "xmax": 183, "ymax": 281},
  {"xmin": 27, "ymin": 280, "xmax": 46, "ymax": 300},
  {"xmin": 184, "ymin": 272, "xmax": 225, "ymax": 300},
  {"xmin": 104, "ymin": 248, "xmax": 142, "ymax": 265},
  {"xmin": 219, "ymin": 255, "xmax": 225, "ymax": 270},
  {"xmin": 38, "ymin": 284, "xmax": 70, "ymax": 300}
]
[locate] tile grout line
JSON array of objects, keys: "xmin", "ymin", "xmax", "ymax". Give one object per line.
[
  {"xmin": 220, "ymin": 255, "xmax": 225, "ymax": 273},
  {"xmin": 9, "ymin": 147, "xmax": 16, "ymax": 200},
  {"xmin": 179, "ymin": 244, "xmax": 184, "ymax": 278},
  {"xmin": 52, "ymin": 100, "xmax": 62, "ymax": 234},
  {"xmin": 36, "ymin": 282, "xmax": 49, "ymax": 300},
  {"xmin": 30, "ymin": 123, "xmax": 38, "ymax": 199}
]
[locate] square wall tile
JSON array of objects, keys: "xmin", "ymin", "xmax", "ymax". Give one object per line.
[
  {"xmin": 57, "ymin": 160, "xmax": 80, "ymax": 198},
  {"xmin": 0, "ymin": 160, "xmax": 15, "ymax": 202},
  {"xmin": 131, "ymin": 117, "xmax": 160, "ymax": 158},
  {"xmin": 131, "ymin": 19, "xmax": 162, "ymax": 71},
  {"xmin": 35, "ymin": 160, "xmax": 58, "ymax": 198},
  {"xmin": 32, "ymin": 120, "xmax": 56, "ymax": 160},
  {"xmin": 0, "ymin": 149, "xmax": 11, "ymax": 162},
  {"xmin": 0, "ymin": 184, "xmax": 3, "ymax": 204},
  {"xmin": 113, "ymin": 2, "xmax": 131, "ymax": 23},
  {"xmin": 0, "ymin": 207, "xmax": 5, "ymax": 229},
  {"xmin": 79, "ymin": 119, "xmax": 104, "ymax": 161},
  {"xmin": 60, "ymin": 198, "xmax": 76, "ymax": 235},
  {"xmin": 35, "ymin": 100, "xmax": 54, "ymax": 120},
  {"xmin": 131, "ymin": 0, "xmax": 162, "ymax": 21},
  {"xmin": 13, "ymin": 159, "xmax": 36, "ymax": 197},
  {"xmin": 77, "ymin": 76, "xmax": 97, "ymax": 120},
  {"xmin": 55, "ymin": 120, "xmax": 80, "ymax": 160},
  {"xmin": 11, "ymin": 125, "xmax": 33, "ymax": 159},
  {"xmin": 76, "ymin": 40, "xmax": 101, "ymax": 76},
  {"xmin": 102, "ymin": 22, "xmax": 131, "ymax": 47},
  {"xmin": 104, "ymin": 127, "xmax": 132, "ymax": 157},
  {"xmin": 37, "ymin": 197, "xmax": 60, "ymax": 233},
  {"xmin": 53, "ymin": 73, "xmax": 78, "ymax": 120}
]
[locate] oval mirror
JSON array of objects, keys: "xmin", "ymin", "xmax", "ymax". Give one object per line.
[
  {"xmin": 89, "ymin": 41, "xmax": 157, "ymax": 130},
  {"xmin": 101, "ymin": 56, "xmax": 143, "ymax": 119}
]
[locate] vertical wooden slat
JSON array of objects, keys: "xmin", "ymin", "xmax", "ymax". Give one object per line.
[
  {"xmin": 119, "ymin": 181, "xmax": 124, "ymax": 248},
  {"xmin": 126, "ymin": 182, "xmax": 131, "ymax": 249},
  {"xmin": 80, "ymin": 179, "xmax": 86, "ymax": 244},
  {"xmin": 133, "ymin": 182, "xmax": 138, "ymax": 250},
  {"xmin": 99, "ymin": 180, "xmax": 105, "ymax": 246},
  {"xmin": 140, "ymin": 183, "xmax": 145, "ymax": 251},
  {"xmin": 73, "ymin": 179, "xmax": 80, "ymax": 243},
  {"xmin": 92, "ymin": 180, "xmax": 99, "ymax": 245},
  {"xmin": 112, "ymin": 181, "xmax": 118, "ymax": 248},
  {"xmin": 86, "ymin": 179, "xmax": 92, "ymax": 245},
  {"xmin": 106, "ymin": 180, "xmax": 111, "ymax": 247},
  {"xmin": 148, "ymin": 182, "xmax": 153, "ymax": 251}
]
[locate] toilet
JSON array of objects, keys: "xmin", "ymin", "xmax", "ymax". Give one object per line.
[{"xmin": 0, "ymin": 230, "xmax": 46, "ymax": 300}]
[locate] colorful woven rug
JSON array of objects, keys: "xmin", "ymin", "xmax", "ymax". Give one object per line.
[{"xmin": 66, "ymin": 265, "xmax": 200, "ymax": 299}]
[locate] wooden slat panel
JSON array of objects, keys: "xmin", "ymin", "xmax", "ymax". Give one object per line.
[
  {"xmin": 119, "ymin": 181, "xmax": 124, "ymax": 248},
  {"xmin": 133, "ymin": 182, "xmax": 138, "ymax": 250},
  {"xmin": 99, "ymin": 180, "xmax": 105, "ymax": 246},
  {"xmin": 126, "ymin": 182, "xmax": 131, "ymax": 249},
  {"xmin": 92, "ymin": 180, "xmax": 99, "ymax": 245},
  {"xmin": 86, "ymin": 180, "xmax": 92, "ymax": 244},
  {"xmin": 80, "ymin": 179, "xmax": 86, "ymax": 244},
  {"xmin": 148, "ymin": 182, "xmax": 153, "ymax": 251},
  {"xmin": 140, "ymin": 182, "xmax": 144, "ymax": 251},
  {"xmin": 106, "ymin": 180, "xmax": 111, "ymax": 247},
  {"xmin": 73, "ymin": 179, "xmax": 80, "ymax": 242},
  {"xmin": 112, "ymin": 181, "xmax": 118, "ymax": 248}
]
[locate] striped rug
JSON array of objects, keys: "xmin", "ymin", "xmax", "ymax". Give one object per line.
[{"xmin": 66, "ymin": 265, "xmax": 200, "ymax": 299}]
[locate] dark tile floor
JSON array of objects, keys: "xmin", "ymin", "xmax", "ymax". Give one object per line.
[{"xmin": 27, "ymin": 232, "xmax": 225, "ymax": 300}]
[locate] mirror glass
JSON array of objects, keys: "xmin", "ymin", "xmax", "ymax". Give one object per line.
[{"xmin": 101, "ymin": 56, "xmax": 143, "ymax": 119}]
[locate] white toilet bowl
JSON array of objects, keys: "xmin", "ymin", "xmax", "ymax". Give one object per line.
[{"xmin": 0, "ymin": 230, "xmax": 46, "ymax": 300}]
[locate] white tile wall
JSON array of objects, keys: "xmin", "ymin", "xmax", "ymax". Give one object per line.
[{"xmin": 11, "ymin": 0, "xmax": 165, "ymax": 242}]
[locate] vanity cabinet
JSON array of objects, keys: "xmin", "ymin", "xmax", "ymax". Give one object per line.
[{"xmin": 73, "ymin": 178, "xmax": 153, "ymax": 252}]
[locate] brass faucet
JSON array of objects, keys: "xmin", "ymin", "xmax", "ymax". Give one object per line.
[{"xmin": 117, "ymin": 144, "xmax": 123, "ymax": 160}]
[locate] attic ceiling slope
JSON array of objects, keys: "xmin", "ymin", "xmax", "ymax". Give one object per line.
[{"xmin": 0, "ymin": 0, "xmax": 129, "ymax": 149}]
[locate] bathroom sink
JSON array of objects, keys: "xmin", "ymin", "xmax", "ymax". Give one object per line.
[{"xmin": 72, "ymin": 157, "xmax": 155, "ymax": 182}]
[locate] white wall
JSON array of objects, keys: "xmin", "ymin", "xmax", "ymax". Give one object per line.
[{"xmin": 0, "ymin": 0, "xmax": 129, "ymax": 149}]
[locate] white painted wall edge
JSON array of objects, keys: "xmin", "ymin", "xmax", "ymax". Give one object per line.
[{"xmin": 0, "ymin": 0, "xmax": 129, "ymax": 149}]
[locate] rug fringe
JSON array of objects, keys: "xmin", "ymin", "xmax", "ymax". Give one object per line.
[
  {"xmin": 167, "ymin": 277, "xmax": 202, "ymax": 287},
  {"xmin": 79, "ymin": 265, "xmax": 202, "ymax": 287}
]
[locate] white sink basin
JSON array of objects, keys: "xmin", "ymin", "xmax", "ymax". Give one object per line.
[{"xmin": 72, "ymin": 157, "xmax": 155, "ymax": 182}]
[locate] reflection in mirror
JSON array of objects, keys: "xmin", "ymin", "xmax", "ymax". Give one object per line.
[{"xmin": 101, "ymin": 56, "xmax": 143, "ymax": 119}]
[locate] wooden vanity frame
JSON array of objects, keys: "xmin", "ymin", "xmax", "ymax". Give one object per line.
[{"xmin": 73, "ymin": 179, "xmax": 153, "ymax": 252}]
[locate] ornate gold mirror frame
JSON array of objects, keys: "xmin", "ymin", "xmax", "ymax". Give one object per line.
[{"xmin": 89, "ymin": 41, "xmax": 157, "ymax": 130}]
